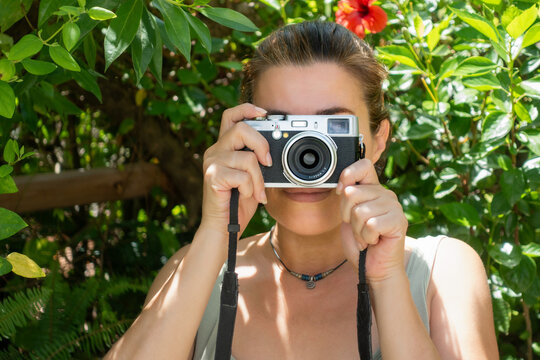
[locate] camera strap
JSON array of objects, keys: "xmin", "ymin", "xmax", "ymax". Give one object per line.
[{"xmin": 215, "ymin": 143, "xmax": 371, "ymax": 360}]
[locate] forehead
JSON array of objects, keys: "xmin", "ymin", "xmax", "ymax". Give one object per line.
[{"xmin": 252, "ymin": 63, "xmax": 367, "ymax": 117}]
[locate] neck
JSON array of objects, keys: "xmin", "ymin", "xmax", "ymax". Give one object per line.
[{"xmin": 270, "ymin": 223, "xmax": 347, "ymax": 275}]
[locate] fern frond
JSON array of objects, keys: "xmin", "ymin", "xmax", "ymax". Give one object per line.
[
  {"xmin": 0, "ymin": 287, "xmax": 52, "ymax": 338},
  {"xmin": 0, "ymin": 344, "xmax": 26, "ymax": 360},
  {"xmin": 29, "ymin": 330, "xmax": 77, "ymax": 360},
  {"xmin": 99, "ymin": 277, "xmax": 150, "ymax": 299}
]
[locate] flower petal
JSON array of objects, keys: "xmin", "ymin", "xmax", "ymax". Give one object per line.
[
  {"xmin": 362, "ymin": 4, "xmax": 388, "ymax": 33},
  {"xmin": 336, "ymin": 12, "xmax": 366, "ymax": 38}
]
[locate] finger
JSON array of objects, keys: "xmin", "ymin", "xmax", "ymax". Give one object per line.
[
  {"xmin": 350, "ymin": 199, "xmax": 391, "ymax": 245},
  {"xmin": 360, "ymin": 209, "xmax": 408, "ymax": 244},
  {"xmin": 219, "ymin": 103, "xmax": 267, "ymax": 138},
  {"xmin": 205, "ymin": 163, "xmax": 254, "ymax": 200},
  {"xmin": 218, "ymin": 122, "xmax": 272, "ymax": 167},
  {"xmin": 339, "ymin": 185, "xmax": 383, "ymax": 223},
  {"xmin": 336, "ymin": 159, "xmax": 379, "ymax": 195},
  {"xmin": 214, "ymin": 150, "xmax": 266, "ymax": 204}
]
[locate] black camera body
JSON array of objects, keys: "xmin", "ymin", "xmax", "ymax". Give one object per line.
[{"xmin": 244, "ymin": 114, "xmax": 364, "ymax": 188}]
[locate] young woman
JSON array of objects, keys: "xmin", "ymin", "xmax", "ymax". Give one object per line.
[{"xmin": 106, "ymin": 21, "xmax": 499, "ymax": 359}]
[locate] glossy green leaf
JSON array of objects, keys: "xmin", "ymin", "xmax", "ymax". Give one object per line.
[
  {"xmin": 522, "ymin": 23, "xmax": 540, "ymax": 49},
  {"xmin": 7, "ymin": 34, "xmax": 43, "ymax": 61},
  {"xmin": 440, "ymin": 202, "xmax": 481, "ymax": 227},
  {"xmin": 515, "ymin": 101, "xmax": 531, "ymax": 123},
  {"xmin": 519, "ymin": 76, "xmax": 540, "ymax": 97},
  {"xmin": 6, "ymin": 252, "xmax": 45, "ymax": 278},
  {"xmin": 377, "ymin": 46, "xmax": 419, "ymax": 69},
  {"xmin": 0, "ymin": 80, "xmax": 15, "ymax": 119},
  {"xmin": 0, "ymin": 257, "xmax": 12, "ymax": 276},
  {"xmin": 0, "ymin": 208, "xmax": 27, "ymax": 240},
  {"xmin": 38, "ymin": 0, "xmax": 63, "ymax": 27},
  {"xmin": 199, "ymin": 7, "xmax": 257, "ymax": 32},
  {"xmin": 72, "ymin": 69, "xmax": 102, "ymax": 102},
  {"xmin": 501, "ymin": 168, "xmax": 525, "ymax": 206},
  {"xmin": 59, "ymin": 5, "xmax": 81, "ymax": 17},
  {"xmin": 481, "ymin": 111, "xmax": 512, "ymax": 143},
  {"xmin": 104, "ymin": 0, "xmax": 143, "ymax": 70},
  {"xmin": 405, "ymin": 123, "xmax": 438, "ymax": 140},
  {"xmin": 21, "ymin": 58, "xmax": 57, "ymax": 75},
  {"xmin": 0, "ymin": 59, "xmax": 15, "ymax": 81},
  {"xmin": 414, "ymin": 14, "xmax": 425, "ymax": 38},
  {"xmin": 2, "ymin": 139, "xmax": 16, "ymax": 164},
  {"xmin": 62, "ymin": 22, "xmax": 80, "ymax": 52},
  {"xmin": 0, "ymin": 175, "xmax": 17, "ymax": 194},
  {"xmin": 185, "ymin": 12, "xmax": 211, "ymax": 52},
  {"xmin": 492, "ymin": 296, "xmax": 510, "ymax": 334},
  {"xmin": 455, "ymin": 56, "xmax": 497, "ymax": 76},
  {"xmin": 489, "ymin": 242, "xmax": 522, "ymax": 268},
  {"xmin": 522, "ymin": 243, "xmax": 540, "ymax": 257},
  {"xmin": 259, "ymin": 0, "xmax": 281, "ymax": 12},
  {"xmin": 49, "ymin": 45, "xmax": 81, "ymax": 72},
  {"xmin": 433, "ymin": 181, "xmax": 457, "ymax": 199},
  {"xmin": 156, "ymin": 0, "xmax": 191, "ymax": 62},
  {"xmin": 463, "ymin": 73, "xmax": 500, "ymax": 91},
  {"xmin": 0, "ymin": 164, "xmax": 13, "ymax": 178},
  {"xmin": 501, "ymin": 5, "xmax": 521, "ymax": 28},
  {"xmin": 450, "ymin": 7, "xmax": 498, "ymax": 42},
  {"xmin": 131, "ymin": 8, "xmax": 157, "ymax": 83},
  {"xmin": 88, "ymin": 6, "xmax": 117, "ymax": 20},
  {"xmin": 501, "ymin": 255, "xmax": 536, "ymax": 293},
  {"xmin": 149, "ymin": 31, "xmax": 163, "ymax": 86},
  {"xmin": 506, "ymin": 5, "xmax": 537, "ymax": 40}
]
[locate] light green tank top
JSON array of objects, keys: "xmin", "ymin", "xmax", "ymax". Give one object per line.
[{"xmin": 193, "ymin": 235, "xmax": 445, "ymax": 360}]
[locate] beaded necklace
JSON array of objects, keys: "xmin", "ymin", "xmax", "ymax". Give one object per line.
[{"xmin": 269, "ymin": 229, "xmax": 348, "ymax": 289}]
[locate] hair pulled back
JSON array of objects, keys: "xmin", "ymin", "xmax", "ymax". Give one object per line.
[{"xmin": 241, "ymin": 21, "xmax": 389, "ymax": 133}]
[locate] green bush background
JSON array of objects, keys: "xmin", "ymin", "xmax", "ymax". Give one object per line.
[{"xmin": 0, "ymin": 0, "xmax": 538, "ymax": 358}]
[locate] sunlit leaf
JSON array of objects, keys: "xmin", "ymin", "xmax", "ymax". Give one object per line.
[
  {"xmin": 7, "ymin": 34, "xmax": 43, "ymax": 61},
  {"xmin": 6, "ymin": 252, "xmax": 45, "ymax": 278}
]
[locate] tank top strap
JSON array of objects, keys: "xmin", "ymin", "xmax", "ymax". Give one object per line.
[{"xmin": 405, "ymin": 235, "xmax": 446, "ymax": 334}]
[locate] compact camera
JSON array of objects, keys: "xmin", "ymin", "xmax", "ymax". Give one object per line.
[{"xmin": 244, "ymin": 115, "xmax": 364, "ymax": 188}]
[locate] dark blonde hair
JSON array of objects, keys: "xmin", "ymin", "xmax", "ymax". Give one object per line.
[{"xmin": 241, "ymin": 21, "xmax": 389, "ymax": 134}]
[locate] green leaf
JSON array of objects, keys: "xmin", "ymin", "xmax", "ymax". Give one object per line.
[
  {"xmin": 481, "ymin": 111, "xmax": 512, "ymax": 142},
  {"xmin": 440, "ymin": 202, "xmax": 481, "ymax": 227},
  {"xmin": 522, "ymin": 23, "xmax": 540, "ymax": 49},
  {"xmin": 454, "ymin": 56, "xmax": 497, "ymax": 76},
  {"xmin": 0, "ymin": 59, "xmax": 16, "ymax": 81},
  {"xmin": 501, "ymin": 254, "xmax": 536, "ymax": 293},
  {"xmin": 38, "ymin": 0, "xmax": 63, "ymax": 27},
  {"xmin": 83, "ymin": 32, "xmax": 96, "ymax": 69},
  {"xmin": 515, "ymin": 101, "xmax": 531, "ymax": 123},
  {"xmin": 506, "ymin": 5, "xmax": 537, "ymax": 40},
  {"xmin": 217, "ymin": 61, "xmax": 243, "ymax": 71},
  {"xmin": 62, "ymin": 22, "xmax": 80, "ymax": 52},
  {"xmin": 198, "ymin": 7, "xmax": 258, "ymax": 32},
  {"xmin": 488, "ymin": 242, "xmax": 522, "ymax": 268},
  {"xmin": 59, "ymin": 5, "xmax": 81, "ymax": 17},
  {"xmin": 88, "ymin": 6, "xmax": 117, "ymax": 20},
  {"xmin": 414, "ymin": 14, "xmax": 425, "ymax": 38},
  {"xmin": 481, "ymin": 0, "xmax": 500, "ymax": 4},
  {"xmin": 6, "ymin": 252, "xmax": 45, "ymax": 278},
  {"xmin": 72, "ymin": 69, "xmax": 102, "ymax": 102},
  {"xmin": 427, "ymin": 27, "xmax": 440, "ymax": 51},
  {"xmin": 501, "ymin": 168, "xmax": 525, "ymax": 206},
  {"xmin": 132, "ymin": 8, "xmax": 157, "ymax": 83},
  {"xmin": 0, "ymin": 81, "xmax": 15, "ymax": 119},
  {"xmin": 155, "ymin": 0, "xmax": 191, "ymax": 62},
  {"xmin": 501, "ymin": 5, "xmax": 522, "ymax": 28},
  {"xmin": 492, "ymin": 296, "xmax": 510, "ymax": 334},
  {"xmin": 376, "ymin": 46, "xmax": 419, "ymax": 69},
  {"xmin": 433, "ymin": 181, "xmax": 457, "ymax": 199},
  {"xmin": 7, "ymin": 34, "xmax": 43, "ymax": 61},
  {"xmin": 259, "ymin": 0, "xmax": 281, "ymax": 12},
  {"xmin": 522, "ymin": 243, "xmax": 540, "ymax": 257},
  {"xmin": 0, "ymin": 208, "xmax": 27, "ymax": 240},
  {"xmin": 462, "ymin": 73, "xmax": 500, "ymax": 91},
  {"xmin": 0, "ymin": 257, "xmax": 12, "ymax": 276},
  {"xmin": 177, "ymin": 69, "xmax": 200, "ymax": 85},
  {"xmin": 0, "ymin": 0, "xmax": 32, "ymax": 32},
  {"xmin": 0, "ymin": 164, "xmax": 13, "ymax": 178},
  {"xmin": 49, "ymin": 44, "xmax": 81, "ymax": 72},
  {"xmin": 519, "ymin": 76, "xmax": 540, "ymax": 97},
  {"xmin": 0, "ymin": 175, "xmax": 18, "ymax": 194},
  {"xmin": 450, "ymin": 7, "xmax": 498, "ymax": 43},
  {"xmin": 149, "ymin": 31, "xmax": 163, "ymax": 86},
  {"xmin": 405, "ymin": 123, "xmax": 438, "ymax": 140},
  {"xmin": 104, "ymin": 0, "xmax": 143, "ymax": 70},
  {"xmin": 185, "ymin": 12, "xmax": 211, "ymax": 53},
  {"xmin": 21, "ymin": 58, "xmax": 57, "ymax": 75}
]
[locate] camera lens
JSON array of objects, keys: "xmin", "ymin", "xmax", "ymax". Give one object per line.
[{"xmin": 282, "ymin": 132, "xmax": 337, "ymax": 186}]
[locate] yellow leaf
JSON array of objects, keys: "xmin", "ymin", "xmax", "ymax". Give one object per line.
[{"xmin": 6, "ymin": 252, "xmax": 45, "ymax": 278}]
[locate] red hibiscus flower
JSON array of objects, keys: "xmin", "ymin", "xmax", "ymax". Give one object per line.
[{"xmin": 335, "ymin": 0, "xmax": 388, "ymax": 39}]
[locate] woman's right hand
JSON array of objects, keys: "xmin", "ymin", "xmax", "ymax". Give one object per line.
[{"xmin": 200, "ymin": 103, "xmax": 271, "ymax": 237}]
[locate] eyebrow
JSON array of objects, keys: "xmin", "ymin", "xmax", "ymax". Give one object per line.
[{"xmin": 266, "ymin": 106, "xmax": 355, "ymax": 116}]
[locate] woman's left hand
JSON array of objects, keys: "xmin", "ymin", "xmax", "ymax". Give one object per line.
[{"xmin": 337, "ymin": 159, "xmax": 408, "ymax": 284}]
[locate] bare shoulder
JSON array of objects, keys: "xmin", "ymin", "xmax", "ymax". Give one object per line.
[{"xmin": 428, "ymin": 236, "xmax": 499, "ymax": 359}]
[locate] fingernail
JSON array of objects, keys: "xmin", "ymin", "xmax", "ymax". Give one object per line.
[
  {"xmin": 260, "ymin": 190, "xmax": 267, "ymax": 204},
  {"xmin": 255, "ymin": 106, "xmax": 267, "ymax": 114},
  {"xmin": 336, "ymin": 182, "xmax": 343, "ymax": 195},
  {"xmin": 266, "ymin": 153, "xmax": 273, "ymax": 167}
]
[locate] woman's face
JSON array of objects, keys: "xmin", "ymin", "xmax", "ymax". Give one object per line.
[{"xmin": 253, "ymin": 62, "xmax": 389, "ymax": 235}]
